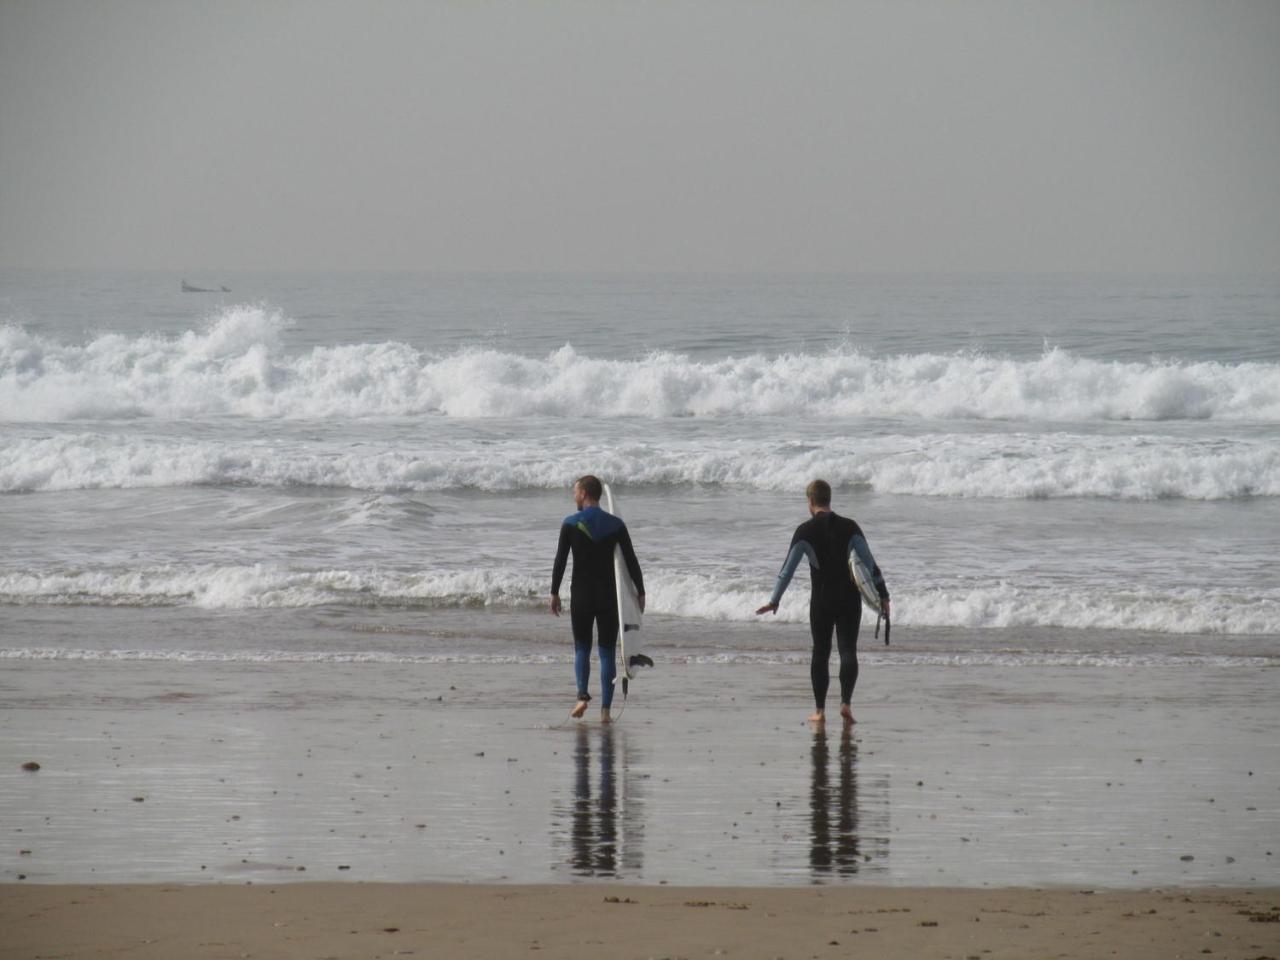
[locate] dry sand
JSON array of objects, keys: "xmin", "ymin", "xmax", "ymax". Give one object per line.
[{"xmin": 3, "ymin": 882, "xmax": 1279, "ymax": 960}]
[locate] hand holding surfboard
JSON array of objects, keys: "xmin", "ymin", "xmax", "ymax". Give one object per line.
[{"xmin": 850, "ymin": 556, "xmax": 891, "ymax": 645}]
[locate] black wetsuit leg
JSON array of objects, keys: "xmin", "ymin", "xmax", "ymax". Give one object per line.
[
  {"xmin": 809, "ymin": 605, "xmax": 834, "ymax": 709},
  {"xmin": 810, "ymin": 601, "xmax": 862, "ymax": 708},
  {"xmin": 834, "ymin": 601, "xmax": 861, "ymax": 704},
  {"xmin": 570, "ymin": 603, "xmax": 619, "ymax": 705},
  {"xmin": 570, "ymin": 604, "xmax": 596, "ymax": 653},
  {"xmin": 571, "ymin": 604, "xmax": 619, "ymax": 650}
]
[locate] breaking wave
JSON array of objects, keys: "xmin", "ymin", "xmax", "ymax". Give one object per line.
[
  {"xmin": 4, "ymin": 432, "xmax": 1278, "ymax": 500},
  {"xmin": 3, "ymin": 307, "xmax": 1278, "ymax": 423}
]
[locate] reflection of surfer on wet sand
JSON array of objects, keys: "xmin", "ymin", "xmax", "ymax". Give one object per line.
[
  {"xmin": 570, "ymin": 725, "xmax": 617, "ymax": 875},
  {"xmin": 808, "ymin": 724, "xmax": 891, "ymax": 879},
  {"xmin": 555, "ymin": 726, "xmax": 644, "ymax": 878},
  {"xmin": 809, "ymin": 725, "xmax": 861, "ymax": 877}
]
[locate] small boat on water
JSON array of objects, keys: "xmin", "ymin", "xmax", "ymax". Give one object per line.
[{"xmin": 181, "ymin": 280, "xmax": 230, "ymax": 293}]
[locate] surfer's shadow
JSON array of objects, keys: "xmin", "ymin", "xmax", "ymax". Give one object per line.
[{"xmin": 552, "ymin": 725, "xmax": 645, "ymax": 879}]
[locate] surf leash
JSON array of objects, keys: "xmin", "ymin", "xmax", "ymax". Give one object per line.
[
  {"xmin": 874, "ymin": 611, "xmax": 891, "ymax": 645},
  {"xmin": 551, "ymin": 693, "xmax": 591, "ymax": 729},
  {"xmin": 550, "ymin": 708, "xmax": 579, "ymax": 729},
  {"xmin": 608, "ymin": 676, "xmax": 629, "ymax": 724}
]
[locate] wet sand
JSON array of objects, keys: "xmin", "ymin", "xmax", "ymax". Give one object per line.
[
  {"xmin": 4, "ymin": 647, "xmax": 1279, "ymax": 957},
  {"xmin": 4, "ymin": 656, "xmax": 1278, "ymax": 888},
  {"xmin": 4, "ymin": 882, "xmax": 1280, "ymax": 960}
]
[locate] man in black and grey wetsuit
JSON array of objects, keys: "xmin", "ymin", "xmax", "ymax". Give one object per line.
[
  {"xmin": 756, "ymin": 479, "xmax": 889, "ymax": 725},
  {"xmin": 551, "ymin": 474, "xmax": 645, "ymax": 723}
]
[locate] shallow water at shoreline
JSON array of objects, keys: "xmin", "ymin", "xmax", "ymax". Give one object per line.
[
  {"xmin": 5, "ymin": 272, "xmax": 1280, "ymax": 643},
  {"xmin": 4, "ymin": 604, "xmax": 1277, "ymax": 668},
  {"xmin": 3, "ymin": 656, "xmax": 1276, "ymax": 888}
]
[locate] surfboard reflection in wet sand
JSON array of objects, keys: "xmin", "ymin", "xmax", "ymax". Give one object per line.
[
  {"xmin": 808, "ymin": 727, "xmax": 890, "ymax": 881},
  {"xmin": 552, "ymin": 726, "xmax": 645, "ymax": 878}
]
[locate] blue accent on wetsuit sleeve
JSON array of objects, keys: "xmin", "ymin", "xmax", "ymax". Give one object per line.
[
  {"xmin": 849, "ymin": 533, "xmax": 889, "ymax": 599},
  {"xmin": 769, "ymin": 541, "xmax": 819, "ymax": 607}
]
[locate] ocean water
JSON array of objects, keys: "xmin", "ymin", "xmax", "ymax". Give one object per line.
[{"xmin": 2, "ymin": 270, "xmax": 1279, "ymax": 667}]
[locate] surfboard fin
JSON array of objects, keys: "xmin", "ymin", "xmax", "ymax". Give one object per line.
[{"xmin": 629, "ymin": 653, "xmax": 654, "ymax": 669}]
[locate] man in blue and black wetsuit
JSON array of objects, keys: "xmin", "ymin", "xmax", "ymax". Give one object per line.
[
  {"xmin": 551, "ymin": 474, "xmax": 645, "ymax": 722},
  {"xmin": 756, "ymin": 479, "xmax": 889, "ymax": 726}
]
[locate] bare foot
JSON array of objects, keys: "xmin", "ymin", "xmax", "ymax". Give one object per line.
[
  {"xmin": 809, "ymin": 710, "xmax": 825, "ymax": 724},
  {"xmin": 600, "ymin": 707, "xmax": 612, "ymax": 724},
  {"xmin": 840, "ymin": 703, "xmax": 855, "ymax": 725},
  {"xmin": 570, "ymin": 699, "xmax": 588, "ymax": 719}
]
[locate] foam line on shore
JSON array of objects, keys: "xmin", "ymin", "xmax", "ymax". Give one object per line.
[{"xmin": 2, "ymin": 563, "xmax": 1276, "ymax": 635}]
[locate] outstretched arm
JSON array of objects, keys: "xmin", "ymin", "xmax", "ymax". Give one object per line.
[
  {"xmin": 550, "ymin": 524, "xmax": 571, "ymax": 615},
  {"xmin": 756, "ymin": 540, "xmax": 817, "ymax": 615}
]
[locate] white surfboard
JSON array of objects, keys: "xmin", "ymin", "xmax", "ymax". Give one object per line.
[
  {"xmin": 601, "ymin": 484, "xmax": 650, "ymax": 687},
  {"xmin": 850, "ymin": 556, "xmax": 882, "ymax": 616},
  {"xmin": 850, "ymin": 556, "xmax": 890, "ymax": 645}
]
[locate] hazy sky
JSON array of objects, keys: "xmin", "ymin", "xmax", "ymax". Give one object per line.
[{"xmin": 2, "ymin": 0, "xmax": 1277, "ymax": 273}]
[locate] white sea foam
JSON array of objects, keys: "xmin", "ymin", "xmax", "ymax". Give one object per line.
[
  {"xmin": 0, "ymin": 564, "xmax": 544, "ymax": 610},
  {"xmin": 675, "ymin": 651, "xmax": 1273, "ymax": 668},
  {"xmin": 3, "ymin": 307, "xmax": 1278, "ymax": 423},
  {"xmin": 0, "ymin": 647, "xmax": 562, "ymax": 664},
  {"xmin": 0, "ymin": 646, "xmax": 1268, "ymax": 669},
  {"xmin": 2, "ymin": 564, "xmax": 1276, "ymax": 636},
  {"xmin": 652, "ymin": 573, "xmax": 1280, "ymax": 636},
  {"xmin": 4, "ymin": 432, "xmax": 1277, "ymax": 499}
]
